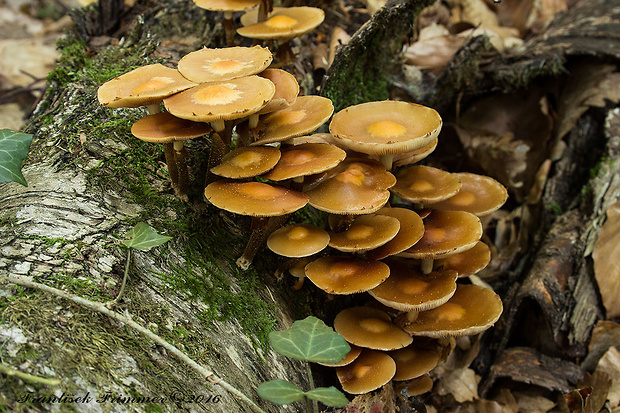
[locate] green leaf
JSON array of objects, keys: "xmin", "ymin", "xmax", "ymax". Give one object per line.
[
  {"xmin": 269, "ymin": 316, "xmax": 351, "ymax": 363},
  {"xmin": 257, "ymin": 380, "xmax": 305, "ymax": 405},
  {"xmin": 122, "ymin": 222, "xmax": 172, "ymax": 251},
  {"xmin": 305, "ymin": 387, "xmax": 349, "ymax": 407},
  {"xmin": 0, "ymin": 129, "xmax": 34, "ymax": 186}
]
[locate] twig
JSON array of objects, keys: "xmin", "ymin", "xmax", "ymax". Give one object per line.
[
  {"xmin": 0, "ymin": 274, "xmax": 267, "ymax": 413},
  {"xmin": 0, "ymin": 363, "xmax": 61, "ymax": 386}
]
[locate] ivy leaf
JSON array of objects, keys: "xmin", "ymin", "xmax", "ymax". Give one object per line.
[
  {"xmin": 122, "ymin": 222, "xmax": 172, "ymax": 251},
  {"xmin": 257, "ymin": 380, "xmax": 305, "ymax": 405},
  {"xmin": 305, "ymin": 386, "xmax": 349, "ymax": 407},
  {"xmin": 0, "ymin": 129, "xmax": 34, "ymax": 186},
  {"xmin": 269, "ymin": 316, "xmax": 351, "ymax": 363}
]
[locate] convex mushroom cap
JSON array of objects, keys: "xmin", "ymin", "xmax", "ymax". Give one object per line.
[
  {"xmin": 267, "ymin": 223, "xmax": 329, "ymax": 257},
  {"xmin": 337, "ymin": 349, "xmax": 396, "ymax": 394},
  {"xmin": 210, "ymin": 146, "xmax": 281, "ymax": 178},
  {"xmin": 193, "ymin": 0, "xmax": 261, "ymax": 13},
  {"xmin": 391, "ymin": 165, "xmax": 462, "ymax": 205},
  {"xmin": 257, "ymin": 68, "xmax": 299, "ymax": 114},
  {"xmin": 177, "ymin": 46, "xmax": 272, "ymax": 83},
  {"xmin": 329, "ymin": 101, "xmax": 442, "ymax": 156},
  {"xmin": 435, "ymin": 241, "xmax": 491, "ymax": 277},
  {"xmin": 304, "ymin": 256, "xmax": 390, "ymax": 295},
  {"xmin": 98, "ymin": 64, "xmax": 196, "ymax": 109},
  {"xmin": 164, "ymin": 75, "xmax": 275, "ymax": 123},
  {"xmin": 238, "ymin": 6, "xmax": 325, "ymax": 40},
  {"xmin": 251, "ymin": 95, "xmax": 334, "ymax": 145},
  {"xmin": 204, "ymin": 181, "xmax": 308, "ymax": 216},
  {"xmin": 427, "ymin": 172, "xmax": 508, "ymax": 216},
  {"xmin": 366, "ymin": 207, "xmax": 425, "ymax": 260},
  {"xmin": 262, "ymin": 143, "xmax": 346, "ymax": 181},
  {"xmin": 131, "ymin": 112, "xmax": 212, "ymax": 143},
  {"xmin": 328, "ymin": 214, "xmax": 400, "ymax": 253},
  {"xmin": 334, "ymin": 306, "xmax": 412, "ymax": 350},
  {"xmin": 369, "ymin": 258, "xmax": 458, "ymax": 311},
  {"xmin": 388, "ymin": 346, "xmax": 442, "ymax": 381},
  {"xmin": 402, "ymin": 284, "xmax": 503, "ymax": 338}
]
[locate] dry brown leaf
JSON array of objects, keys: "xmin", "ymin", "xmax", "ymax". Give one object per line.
[
  {"xmin": 595, "ymin": 347, "xmax": 620, "ymax": 408},
  {"xmin": 436, "ymin": 367, "xmax": 480, "ymax": 403},
  {"xmin": 592, "ymin": 201, "xmax": 620, "ymax": 318},
  {"xmin": 0, "ymin": 37, "xmax": 59, "ymax": 87},
  {"xmin": 513, "ymin": 391, "xmax": 556, "ymax": 412},
  {"xmin": 582, "ymin": 321, "xmax": 620, "ymax": 371},
  {"xmin": 405, "ymin": 26, "xmax": 466, "ymax": 69}
]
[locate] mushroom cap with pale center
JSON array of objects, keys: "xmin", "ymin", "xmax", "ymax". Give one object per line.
[
  {"xmin": 210, "ymin": 146, "xmax": 281, "ymax": 179},
  {"xmin": 97, "ymin": 64, "xmax": 196, "ymax": 108},
  {"xmin": 305, "ymin": 158, "xmax": 396, "ymax": 215},
  {"xmin": 266, "ymin": 223, "xmax": 330, "ymax": 257},
  {"xmin": 398, "ymin": 210, "xmax": 483, "ymax": 260},
  {"xmin": 435, "ymin": 241, "xmax": 491, "ymax": 277},
  {"xmin": 402, "ymin": 284, "xmax": 503, "ymax": 338},
  {"xmin": 193, "ymin": 0, "xmax": 261, "ymax": 12},
  {"xmin": 329, "ymin": 101, "xmax": 442, "ymax": 155},
  {"xmin": 204, "ymin": 181, "xmax": 308, "ymax": 216},
  {"xmin": 336, "ymin": 349, "xmax": 396, "ymax": 394},
  {"xmin": 163, "ymin": 75, "xmax": 275, "ymax": 123},
  {"xmin": 261, "ymin": 143, "xmax": 346, "ymax": 181},
  {"xmin": 178, "ymin": 46, "xmax": 272, "ymax": 83},
  {"xmin": 369, "ymin": 258, "xmax": 458, "ymax": 311},
  {"xmin": 304, "ymin": 256, "xmax": 390, "ymax": 295},
  {"xmin": 131, "ymin": 112, "xmax": 212, "ymax": 143},
  {"xmin": 238, "ymin": 6, "xmax": 325, "ymax": 40},
  {"xmin": 251, "ymin": 95, "xmax": 334, "ymax": 145},
  {"xmin": 391, "ymin": 165, "xmax": 462, "ymax": 205},
  {"xmin": 333, "ymin": 306, "xmax": 412, "ymax": 350},
  {"xmin": 328, "ymin": 214, "xmax": 400, "ymax": 253},
  {"xmin": 388, "ymin": 346, "xmax": 442, "ymax": 381},
  {"xmin": 427, "ymin": 172, "xmax": 508, "ymax": 216},
  {"xmin": 366, "ymin": 207, "xmax": 425, "ymax": 260}
]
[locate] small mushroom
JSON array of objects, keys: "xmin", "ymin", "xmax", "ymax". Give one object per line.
[
  {"xmin": 434, "ymin": 241, "xmax": 491, "ymax": 278},
  {"xmin": 366, "ymin": 207, "xmax": 425, "ymax": 260},
  {"xmin": 210, "ymin": 146, "xmax": 281, "ymax": 179},
  {"xmin": 333, "ymin": 306, "xmax": 413, "ymax": 350},
  {"xmin": 318, "ymin": 345, "xmax": 362, "ymax": 367},
  {"xmin": 401, "ymin": 284, "xmax": 503, "ymax": 338},
  {"xmin": 336, "ymin": 349, "xmax": 396, "ymax": 394},
  {"xmin": 192, "ymin": 0, "xmax": 262, "ymax": 45},
  {"xmin": 177, "ymin": 46, "xmax": 272, "ymax": 83},
  {"xmin": 391, "ymin": 165, "xmax": 462, "ymax": 208},
  {"xmin": 304, "ymin": 256, "xmax": 390, "ymax": 295},
  {"xmin": 328, "ymin": 213, "xmax": 401, "ymax": 253},
  {"xmin": 266, "ymin": 223, "xmax": 330, "ymax": 258},
  {"xmin": 388, "ymin": 345, "xmax": 442, "ymax": 381}
]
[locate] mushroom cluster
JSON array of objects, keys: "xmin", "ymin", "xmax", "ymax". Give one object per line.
[{"xmin": 255, "ymin": 99, "xmax": 507, "ymax": 396}]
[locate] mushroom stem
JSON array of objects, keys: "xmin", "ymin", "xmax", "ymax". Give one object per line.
[
  {"xmin": 211, "ymin": 119, "xmax": 226, "ymax": 134},
  {"xmin": 379, "ymin": 154, "xmax": 394, "ymax": 171},
  {"xmin": 421, "ymin": 258, "xmax": 434, "ymax": 274},
  {"xmin": 223, "ymin": 11, "xmax": 235, "ymax": 46},
  {"xmin": 173, "ymin": 140, "xmax": 190, "ymax": 202},
  {"xmin": 205, "ymin": 132, "xmax": 228, "ymax": 187},
  {"xmin": 275, "ymin": 40, "xmax": 296, "ymax": 65},
  {"xmin": 328, "ymin": 213, "xmax": 355, "ymax": 233},
  {"xmin": 162, "ymin": 143, "xmax": 179, "ymax": 191},
  {"xmin": 237, "ymin": 214, "xmax": 291, "ymax": 270},
  {"xmin": 257, "ymin": 0, "xmax": 272, "ymax": 22},
  {"xmin": 146, "ymin": 103, "xmax": 161, "ymax": 115}
]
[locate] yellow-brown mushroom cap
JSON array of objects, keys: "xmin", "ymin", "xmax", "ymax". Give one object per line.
[
  {"xmin": 388, "ymin": 346, "xmax": 442, "ymax": 381},
  {"xmin": 391, "ymin": 165, "xmax": 462, "ymax": 205},
  {"xmin": 318, "ymin": 345, "xmax": 362, "ymax": 367},
  {"xmin": 435, "ymin": 241, "xmax": 491, "ymax": 277},
  {"xmin": 251, "ymin": 95, "xmax": 334, "ymax": 145},
  {"xmin": 237, "ymin": 6, "xmax": 325, "ymax": 40},
  {"xmin": 329, "ymin": 101, "xmax": 442, "ymax": 155},
  {"xmin": 261, "ymin": 143, "xmax": 346, "ymax": 181},
  {"xmin": 177, "ymin": 46, "xmax": 272, "ymax": 83},
  {"xmin": 391, "ymin": 138, "xmax": 438, "ymax": 167},
  {"xmin": 193, "ymin": 0, "xmax": 261, "ymax": 12},
  {"xmin": 304, "ymin": 256, "xmax": 390, "ymax": 295},
  {"xmin": 328, "ymin": 214, "xmax": 400, "ymax": 253},
  {"xmin": 204, "ymin": 181, "xmax": 308, "ymax": 216},
  {"xmin": 399, "ymin": 210, "xmax": 483, "ymax": 260},
  {"xmin": 333, "ymin": 306, "xmax": 412, "ymax": 350},
  {"xmin": 305, "ymin": 158, "xmax": 396, "ymax": 215},
  {"xmin": 131, "ymin": 112, "xmax": 212, "ymax": 143},
  {"xmin": 337, "ymin": 349, "xmax": 396, "ymax": 394},
  {"xmin": 97, "ymin": 64, "xmax": 197, "ymax": 108},
  {"xmin": 427, "ymin": 172, "xmax": 508, "ymax": 216},
  {"xmin": 403, "ymin": 284, "xmax": 503, "ymax": 338},
  {"xmin": 397, "ymin": 375, "xmax": 434, "ymax": 396},
  {"xmin": 163, "ymin": 75, "xmax": 275, "ymax": 123},
  {"xmin": 366, "ymin": 207, "xmax": 425, "ymax": 260},
  {"xmin": 257, "ymin": 68, "xmax": 300, "ymax": 114},
  {"xmin": 210, "ymin": 146, "xmax": 281, "ymax": 179},
  {"xmin": 267, "ymin": 223, "xmax": 329, "ymax": 257},
  {"xmin": 369, "ymin": 259, "xmax": 458, "ymax": 311}
]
